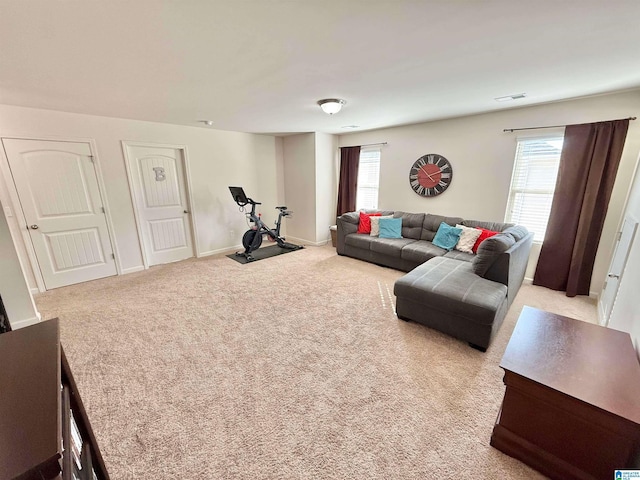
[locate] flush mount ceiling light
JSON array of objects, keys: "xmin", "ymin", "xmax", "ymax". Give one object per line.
[
  {"xmin": 318, "ymin": 99, "xmax": 346, "ymax": 115},
  {"xmin": 495, "ymin": 93, "xmax": 527, "ymax": 102}
]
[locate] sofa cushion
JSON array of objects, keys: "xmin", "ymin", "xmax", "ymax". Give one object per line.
[
  {"xmin": 472, "ymin": 233, "xmax": 516, "ymax": 276},
  {"xmin": 370, "ymin": 215, "xmax": 394, "ymax": 237},
  {"xmin": 444, "ymin": 250, "xmax": 475, "ymax": 262},
  {"xmin": 379, "ymin": 217, "xmax": 403, "ymax": 238},
  {"xmin": 502, "ymin": 225, "xmax": 529, "ymax": 242},
  {"xmin": 370, "ymin": 237, "xmax": 417, "ymax": 257},
  {"xmin": 432, "ymin": 222, "xmax": 462, "ymax": 251},
  {"xmin": 455, "ymin": 224, "xmax": 482, "ymax": 253},
  {"xmin": 394, "ymin": 257, "xmax": 508, "ymax": 326},
  {"xmin": 401, "ymin": 240, "xmax": 447, "ymax": 264},
  {"xmin": 421, "ymin": 214, "xmax": 464, "ymax": 241},
  {"xmin": 393, "ymin": 212, "xmax": 425, "ymax": 240},
  {"xmin": 345, "ymin": 233, "xmax": 376, "ymax": 250},
  {"xmin": 462, "ymin": 219, "xmax": 513, "ymax": 232}
]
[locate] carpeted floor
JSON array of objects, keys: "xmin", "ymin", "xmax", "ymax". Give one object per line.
[{"xmin": 35, "ymin": 245, "xmax": 596, "ymax": 479}]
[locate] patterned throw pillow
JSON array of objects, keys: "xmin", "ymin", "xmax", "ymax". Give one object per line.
[
  {"xmin": 454, "ymin": 224, "xmax": 483, "ymax": 253},
  {"xmin": 370, "ymin": 215, "xmax": 394, "ymax": 237}
]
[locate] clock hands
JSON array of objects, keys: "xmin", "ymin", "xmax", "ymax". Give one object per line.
[{"xmin": 420, "ymin": 166, "xmax": 438, "ymax": 182}]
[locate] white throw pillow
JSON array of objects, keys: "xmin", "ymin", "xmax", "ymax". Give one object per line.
[
  {"xmin": 370, "ymin": 215, "xmax": 393, "ymax": 236},
  {"xmin": 455, "ymin": 224, "xmax": 482, "ymax": 253}
]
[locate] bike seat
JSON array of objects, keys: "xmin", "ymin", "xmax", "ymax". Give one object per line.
[{"xmin": 276, "ymin": 206, "xmax": 287, "ymax": 210}]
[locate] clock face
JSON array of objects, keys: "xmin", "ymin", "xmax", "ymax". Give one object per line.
[{"xmin": 409, "ymin": 154, "xmax": 453, "ymax": 197}]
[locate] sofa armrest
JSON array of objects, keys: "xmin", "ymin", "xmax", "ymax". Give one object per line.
[
  {"xmin": 336, "ymin": 212, "xmax": 359, "ymax": 254},
  {"xmin": 484, "ymin": 232, "xmax": 533, "ymax": 306}
]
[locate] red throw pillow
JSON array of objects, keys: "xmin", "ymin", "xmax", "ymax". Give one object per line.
[
  {"xmin": 357, "ymin": 212, "xmax": 381, "ymax": 234},
  {"xmin": 472, "ymin": 228, "xmax": 499, "ymax": 253}
]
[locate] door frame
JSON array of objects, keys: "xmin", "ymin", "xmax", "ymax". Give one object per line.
[
  {"xmin": 598, "ymin": 214, "xmax": 638, "ymax": 326},
  {"xmin": 121, "ymin": 141, "xmax": 199, "ymax": 269},
  {"xmin": 0, "ymin": 135, "xmax": 122, "ymax": 292}
]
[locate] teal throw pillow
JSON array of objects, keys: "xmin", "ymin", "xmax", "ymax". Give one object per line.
[
  {"xmin": 379, "ymin": 217, "xmax": 402, "ymax": 239},
  {"xmin": 432, "ymin": 222, "xmax": 462, "ymax": 251}
]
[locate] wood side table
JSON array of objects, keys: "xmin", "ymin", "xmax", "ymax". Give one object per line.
[
  {"xmin": 491, "ymin": 306, "xmax": 640, "ymax": 480},
  {"xmin": 0, "ymin": 319, "xmax": 109, "ymax": 480}
]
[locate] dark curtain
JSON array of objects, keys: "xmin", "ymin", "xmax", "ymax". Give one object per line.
[
  {"xmin": 336, "ymin": 146, "xmax": 361, "ymax": 217},
  {"xmin": 533, "ymin": 119, "xmax": 629, "ymax": 297}
]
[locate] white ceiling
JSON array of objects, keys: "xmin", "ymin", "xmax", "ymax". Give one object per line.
[{"xmin": 1, "ymin": 0, "xmax": 640, "ymax": 135}]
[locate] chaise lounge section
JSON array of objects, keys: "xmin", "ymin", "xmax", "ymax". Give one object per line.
[{"xmin": 336, "ymin": 211, "xmax": 533, "ymax": 350}]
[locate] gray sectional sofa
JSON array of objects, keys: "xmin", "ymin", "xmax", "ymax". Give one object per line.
[{"xmin": 336, "ymin": 210, "xmax": 533, "ymax": 350}]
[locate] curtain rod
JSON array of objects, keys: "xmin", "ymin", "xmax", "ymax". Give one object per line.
[
  {"xmin": 340, "ymin": 142, "xmax": 388, "ymax": 148},
  {"xmin": 503, "ymin": 117, "xmax": 636, "ymax": 133}
]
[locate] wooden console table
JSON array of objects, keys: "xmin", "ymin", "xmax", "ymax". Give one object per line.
[
  {"xmin": 491, "ymin": 306, "xmax": 640, "ymax": 480},
  {"xmin": 0, "ymin": 319, "xmax": 109, "ymax": 480}
]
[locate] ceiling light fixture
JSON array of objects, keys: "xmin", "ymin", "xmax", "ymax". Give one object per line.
[
  {"xmin": 495, "ymin": 93, "xmax": 527, "ymax": 102},
  {"xmin": 318, "ymin": 99, "xmax": 346, "ymax": 115}
]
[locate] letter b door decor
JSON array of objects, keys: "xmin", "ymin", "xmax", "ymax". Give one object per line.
[{"xmin": 123, "ymin": 143, "xmax": 194, "ymax": 267}]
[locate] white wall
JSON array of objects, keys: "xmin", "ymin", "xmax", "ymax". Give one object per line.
[
  {"xmin": 282, "ymin": 133, "xmax": 316, "ymax": 243},
  {"xmin": 0, "ymin": 104, "xmax": 281, "ymax": 288},
  {"xmin": 338, "ymin": 89, "xmax": 640, "ymax": 296},
  {"xmin": 314, "ymin": 132, "xmax": 338, "ymax": 244},
  {"xmin": 608, "ymin": 155, "xmax": 640, "ymax": 355},
  {"xmin": 282, "ymin": 132, "xmax": 338, "ymax": 245},
  {"xmin": 0, "ymin": 199, "xmax": 39, "ymax": 328}
]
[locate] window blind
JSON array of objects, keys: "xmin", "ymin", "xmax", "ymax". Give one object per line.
[
  {"xmin": 356, "ymin": 148, "xmax": 381, "ymax": 210},
  {"xmin": 505, "ymin": 136, "xmax": 563, "ymax": 242}
]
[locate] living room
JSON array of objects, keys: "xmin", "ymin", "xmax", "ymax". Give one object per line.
[{"xmin": 1, "ymin": 1, "xmax": 640, "ymax": 479}]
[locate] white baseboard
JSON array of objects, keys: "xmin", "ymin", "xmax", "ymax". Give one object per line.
[
  {"xmin": 11, "ymin": 315, "xmax": 41, "ymax": 329},
  {"xmin": 199, "ymin": 245, "xmax": 244, "ymax": 257},
  {"xmin": 30, "ymin": 287, "xmax": 40, "ymax": 294},
  {"xmin": 597, "ymin": 299, "xmax": 607, "ymax": 326},
  {"xmin": 121, "ymin": 265, "xmax": 145, "ymax": 275},
  {"xmin": 284, "ymin": 236, "xmax": 326, "ymax": 247}
]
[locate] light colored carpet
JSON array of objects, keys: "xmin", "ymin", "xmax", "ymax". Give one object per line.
[{"xmin": 35, "ymin": 245, "xmax": 596, "ymax": 479}]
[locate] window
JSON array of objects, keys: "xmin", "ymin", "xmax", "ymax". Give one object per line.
[
  {"xmin": 355, "ymin": 148, "xmax": 381, "ymax": 210},
  {"xmin": 505, "ymin": 135, "xmax": 564, "ymax": 242}
]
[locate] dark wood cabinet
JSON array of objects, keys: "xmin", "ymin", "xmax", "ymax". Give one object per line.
[
  {"xmin": 0, "ymin": 319, "xmax": 109, "ymax": 480},
  {"xmin": 491, "ymin": 306, "xmax": 640, "ymax": 480}
]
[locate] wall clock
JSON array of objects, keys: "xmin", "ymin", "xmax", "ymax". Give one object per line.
[{"xmin": 409, "ymin": 154, "xmax": 453, "ymax": 197}]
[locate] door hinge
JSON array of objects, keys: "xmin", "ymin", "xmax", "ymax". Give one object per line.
[
  {"xmin": 617, "ymin": 230, "xmax": 622, "ymax": 241},
  {"xmin": 89, "ymin": 155, "xmax": 95, "ymax": 163},
  {"xmin": 101, "ymin": 207, "xmax": 105, "ymax": 213},
  {"xmin": 111, "ymin": 253, "xmax": 115, "ymax": 259}
]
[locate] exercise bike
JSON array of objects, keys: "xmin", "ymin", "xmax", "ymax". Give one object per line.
[{"xmin": 229, "ymin": 186, "xmax": 303, "ymax": 262}]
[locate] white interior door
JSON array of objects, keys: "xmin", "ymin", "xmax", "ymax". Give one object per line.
[
  {"xmin": 2, "ymin": 138, "xmax": 117, "ymax": 289},
  {"xmin": 124, "ymin": 144, "xmax": 194, "ymax": 266},
  {"xmin": 599, "ymin": 216, "xmax": 637, "ymax": 325}
]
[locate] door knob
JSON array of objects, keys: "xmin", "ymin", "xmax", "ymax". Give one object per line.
[
  {"xmin": 30, "ymin": 224, "xmax": 39, "ymax": 230},
  {"xmin": 607, "ymin": 273, "xmax": 620, "ymax": 279},
  {"xmin": 184, "ymin": 210, "xmax": 190, "ymax": 214}
]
